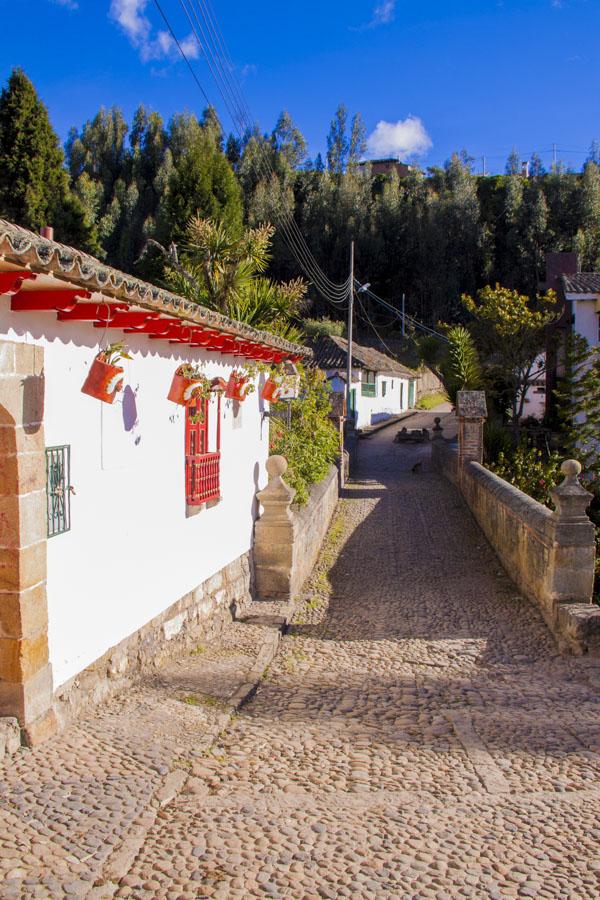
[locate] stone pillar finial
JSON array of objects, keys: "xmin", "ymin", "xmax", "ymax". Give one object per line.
[
  {"xmin": 432, "ymin": 416, "xmax": 444, "ymax": 441},
  {"xmin": 257, "ymin": 455, "xmax": 295, "ymax": 522},
  {"xmin": 456, "ymin": 391, "xmax": 487, "ymax": 467},
  {"xmin": 551, "ymin": 459, "xmax": 594, "ymax": 523}
]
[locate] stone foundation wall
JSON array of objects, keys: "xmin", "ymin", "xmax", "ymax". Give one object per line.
[
  {"xmin": 432, "ymin": 439, "xmax": 600, "ymax": 655},
  {"xmin": 53, "ymin": 553, "xmax": 253, "ymax": 728}
]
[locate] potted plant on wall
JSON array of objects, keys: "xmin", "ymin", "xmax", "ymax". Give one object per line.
[
  {"xmin": 261, "ymin": 362, "xmax": 300, "ymax": 402},
  {"xmin": 168, "ymin": 364, "xmax": 213, "ymax": 407},
  {"xmin": 225, "ymin": 368, "xmax": 255, "ymax": 402},
  {"xmin": 81, "ymin": 342, "xmax": 131, "ymax": 404}
]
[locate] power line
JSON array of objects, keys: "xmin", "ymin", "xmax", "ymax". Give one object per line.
[
  {"xmin": 168, "ymin": 0, "xmax": 351, "ymax": 305},
  {"xmin": 357, "ymin": 282, "xmax": 448, "ymax": 343}
]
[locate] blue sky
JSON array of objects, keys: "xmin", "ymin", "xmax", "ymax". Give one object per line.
[{"xmin": 0, "ymin": 0, "xmax": 598, "ymax": 173}]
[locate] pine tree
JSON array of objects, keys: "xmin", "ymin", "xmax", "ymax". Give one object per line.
[
  {"xmin": 0, "ymin": 68, "xmax": 97, "ymax": 249},
  {"xmin": 348, "ymin": 113, "xmax": 367, "ymax": 167},
  {"xmin": 271, "ymin": 110, "xmax": 307, "ymax": 169},
  {"xmin": 505, "ymin": 147, "xmax": 521, "ymax": 176},
  {"xmin": 554, "ymin": 333, "xmax": 600, "ymax": 476},
  {"xmin": 326, "ymin": 104, "xmax": 349, "ymax": 174}
]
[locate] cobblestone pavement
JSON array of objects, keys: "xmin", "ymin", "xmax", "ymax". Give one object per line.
[{"xmin": 2, "ymin": 408, "xmax": 600, "ymax": 899}]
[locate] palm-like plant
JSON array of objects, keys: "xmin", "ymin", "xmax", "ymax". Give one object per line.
[{"xmin": 164, "ymin": 215, "xmax": 306, "ymax": 339}]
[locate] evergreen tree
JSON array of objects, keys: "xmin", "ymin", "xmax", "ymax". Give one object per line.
[
  {"xmin": 271, "ymin": 110, "xmax": 307, "ymax": 169},
  {"xmin": 0, "ymin": 68, "xmax": 96, "ymax": 249},
  {"xmin": 529, "ymin": 152, "xmax": 546, "ymax": 178},
  {"xmin": 348, "ymin": 113, "xmax": 367, "ymax": 166},
  {"xmin": 326, "ymin": 104, "xmax": 349, "ymax": 174},
  {"xmin": 505, "ymin": 147, "xmax": 521, "ymax": 176},
  {"xmin": 574, "ymin": 161, "xmax": 600, "ymax": 270},
  {"xmin": 554, "ymin": 333, "xmax": 600, "ymax": 476}
]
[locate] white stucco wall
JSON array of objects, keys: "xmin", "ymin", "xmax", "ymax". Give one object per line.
[
  {"xmin": 572, "ymin": 298, "xmax": 599, "ymax": 347},
  {"xmin": 0, "ymin": 295, "xmax": 269, "ymax": 687},
  {"xmin": 326, "ymin": 369, "xmax": 410, "ymax": 428}
]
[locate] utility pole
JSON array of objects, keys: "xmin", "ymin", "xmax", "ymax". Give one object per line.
[
  {"xmin": 401, "ymin": 293, "xmax": 406, "ymax": 338},
  {"xmin": 552, "ymin": 143, "xmax": 557, "ymax": 171},
  {"xmin": 346, "ymin": 241, "xmax": 354, "ymax": 420},
  {"xmin": 482, "ymin": 155, "xmax": 487, "ymax": 177}
]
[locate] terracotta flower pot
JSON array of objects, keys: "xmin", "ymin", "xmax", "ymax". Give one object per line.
[
  {"xmin": 168, "ymin": 372, "xmax": 205, "ymax": 406},
  {"xmin": 210, "ymin": 377, "xmax": 227, "ymax": 393},
  {"xmin": 261, "ymin": 377, "xmax": 282, "ymax": 402},
  {"xmin": 81, "ymin": 354, "xmax": 124, "ymax": 404},
  {"xmin": 225, "ymin": 373, "xmax": 251, "ymax": 402}
]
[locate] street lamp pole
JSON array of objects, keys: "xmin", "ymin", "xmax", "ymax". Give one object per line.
[{"xmin": 346, "ymin": 240, "xmax": 354, "ymax": 419}]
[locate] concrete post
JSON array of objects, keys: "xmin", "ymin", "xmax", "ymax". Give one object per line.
[
  {"xmin": 456, "ymin": 391, "xmax": 487, "ymax": 468},
  {"xmin": 548, "ymin": 460, "xmax": 597, "ymax": 604},
  {"xmin": 253, "ymin": 456, "xmax": 296, "ymax": 601},
  {"xmin": 431, "ymin": 416, "xmax": 444, "ymax": 441}
]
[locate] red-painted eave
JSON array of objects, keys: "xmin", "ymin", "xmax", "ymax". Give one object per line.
[{"xmin": 1, "ymin": 269, "xmax": 298, "ymax": 364}]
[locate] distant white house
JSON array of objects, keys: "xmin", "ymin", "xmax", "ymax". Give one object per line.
[
  {"xmin": 561, "ymin": 273, "xmax": 600, "ymax": 349},
  {"xmin": 0, "ymin": 219, "xmax": 308, "ymax": 745},
  {"xmin": 310, "ymin": 335, "xmax": 417, "ymax": 429}
]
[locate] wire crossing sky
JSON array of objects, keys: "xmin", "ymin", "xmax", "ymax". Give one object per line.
[{"xmin": 1, "ymin": 0, "xmax": 598, "ymax": 173}]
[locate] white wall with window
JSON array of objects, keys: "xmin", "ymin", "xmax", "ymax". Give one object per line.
[{"xmin": 0, "ymin": 297, "xmax": 270, "ymax": 687}]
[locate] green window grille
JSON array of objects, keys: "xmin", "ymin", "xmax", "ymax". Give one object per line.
[
  {"xmin": 360, "ymin": 369, "xmax": 377, "ymax": 397},
  {"xmin": 46, "ymin": 446, "xmax": 71, "ymax": 537}
]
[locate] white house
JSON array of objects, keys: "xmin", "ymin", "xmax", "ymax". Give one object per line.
[
  {"xmin": 310, "ymin": 335, "xmax": 417, "ymax": 429},
  {"xmin": 561, "ymin": 273, "xmax": 600, "ymax": 349},
  {"xmin": 0, "ymin": 220, "xmax": 308, "ymax": 745}
]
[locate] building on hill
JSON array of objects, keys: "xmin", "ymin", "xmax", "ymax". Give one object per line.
[
  {"xmin": 310, "ymin": 334, "xmax": 417, "ymax": 429},
  {"xmin": 542, "ymin": 252, "xmax": 600, "ymax": 418},
  {"xmin": 357, "ymin": 158, "xmax": 417, "ymax": 179},
  {"xmin": 0, "ymin": 219, "xmax": 309, "ymax": 745}
]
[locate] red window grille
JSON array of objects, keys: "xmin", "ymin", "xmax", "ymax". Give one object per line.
[{"xmin": 185, "ymin": 396, "xmax": 221, "ymax": 506}]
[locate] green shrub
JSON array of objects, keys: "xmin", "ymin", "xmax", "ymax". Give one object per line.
[
  {"xmin": 269, "ymin": 366, "xmax": 339, "ymax": 505},
  {"xmin": 416, "ymin": 392, "xmax": 447, "ymax": 410},
  {"xmin": 489, "ymin": 442, "xmax": 561, "ymax": 506},
  {"xmin": 484, "ymin": 419, "xmax": 514, "ymax": 465}
]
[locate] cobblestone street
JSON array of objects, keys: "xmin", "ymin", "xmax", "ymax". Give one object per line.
[{"xmin": 2, "ymin": 409, "xmax": 600, "ymax": 899}]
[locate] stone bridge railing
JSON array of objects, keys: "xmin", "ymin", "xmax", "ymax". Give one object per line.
[{"xmin": 432, "ymin": 393, "xmax": 600, "ymax": 656}]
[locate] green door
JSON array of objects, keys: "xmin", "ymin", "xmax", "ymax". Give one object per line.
[{"xmin": 408, "ymin": 380, "xmax": 416, "ymax": 408}]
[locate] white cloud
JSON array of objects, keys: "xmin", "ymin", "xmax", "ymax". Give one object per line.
[
  {"xmin": 109, "ymin": 0, "xmax": 199, "ymax": 62},
  {"xmin": 372, "ymin": 1, "xmax": 395, "ymax": 25},
  {"xmin": 366, "ymin": 116, "xmax": 432, "ymax": 160},
  {"xmin": 51, "ymin": 0, "xmax": 79, "ymax": 9}
]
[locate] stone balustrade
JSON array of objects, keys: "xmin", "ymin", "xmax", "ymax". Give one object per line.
[
  {"xmin": 432, "ymin": 403, "xmax": 600, "ymax": 656},
  {"xmin": 253, "ymin": 457, "xmax": 338, "ymax": 602}
]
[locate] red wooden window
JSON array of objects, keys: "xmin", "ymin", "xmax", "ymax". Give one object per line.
[{"xmin": 185, "ymin": 396, "xmax": 221, "ymax": 506}]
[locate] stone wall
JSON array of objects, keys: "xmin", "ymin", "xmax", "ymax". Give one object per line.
[
  {"xmin": 0, "ymin": 339, "xmax": 57, "ymax": 747},
  {"xmin": 290, "ymin": 466, "xmax": 339, "ymax": 600},
  {"xmin": 53, "ymin": 553, "xmax": 253, "ymax": 728},
  {"xmin": 432, "ymin": 438, "xmax": 600, "ymax": 655},
  {"xmin": 254, "ymin": 459, "xmax": 339, "ymax": 602},
  {"xmin": 416, "ymin": 366, "xmax": 444, "ymax": 401}
]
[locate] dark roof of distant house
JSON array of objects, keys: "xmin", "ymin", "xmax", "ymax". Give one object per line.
[
  {"xmin": 309, "ymin": 334, "xmax": 416, "ymax": 378},
  {"xmin": 562, "ymin": 273, "xmax": 600, "ymax": 294}
]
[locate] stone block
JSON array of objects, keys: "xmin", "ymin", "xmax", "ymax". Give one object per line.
[
  {"xmin": 0, "ymin": 716, "xmax": 21, "ymax": 757},
  {"xmin": 14, "ymin": 342, "xmax": 44, "ymax": 377},
  {"xmin": 0, "ymin": 586, "xmax": 48, "ymax": 639},
  {"xmin": 0, "ymin": 342, "xmax": 15, "ymax": 376},
  {"xmin": 22, "ymin": 708, "xmax": 58, "ymax": 747},
  {"xmin": 205, "ymin": 572, "xmax": 223, "ymax": 594},
  {"xmin": 0, "ymin": 662, "xmax": 54, "ymax": 723},
  {"xmin": 0, "ymin": 491, "xmax": 46, "ymax": 549},
  {"xmin": 0, "ymin": 632, "xmax": 49, "ymax": 681},
  {"xmin": 0, "ymin": 451, "xmax": 45, "ymax": 496},
  {"xmin": 0, "ymin": 373, "xmax": 44, "ymax": 428},
  {"xmin": 0, "ymin": 541, "xmax": 46, "ymax": 592},
  {"xmin": 0, "ymin": 424, "xmax": 45, "ymax": 455}
]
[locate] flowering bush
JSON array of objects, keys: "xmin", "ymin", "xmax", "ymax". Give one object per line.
[
  {"xmin": 269, "ymin": 366, "xmax": 339, "ymax": 505},
  {"xmin": 489, "ymin": 442, "xmax": 562, "ymax": 507}
]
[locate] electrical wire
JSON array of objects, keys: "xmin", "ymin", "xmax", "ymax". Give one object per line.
[
  {"xmin": 357, "ymin": 281, "xmax": 448, "ymax": 343},
  {"xmin": 355, "ymin": 291, "xmax": 403, "ymax": 360},
  {"xmin": 166, "ymin": 0, "xmax": 351, "ymax": 305}
]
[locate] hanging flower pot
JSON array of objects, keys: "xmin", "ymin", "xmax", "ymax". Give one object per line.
[
  {"xmin": 81, "ymin": 342, "xmax": 130, "ymax": 404},
  {"xmin": 261, "ymin": 376, "xmax": 283, "ymax": 402},
  {"xmin": 168, "ymin": 365, "xmax": 210, "ymax": 406},
  {"xmin": 210, "ymin": 376, "xmax": 227, "ymax": 393},
  {"xmin": 225, "ymin": 370, "xmax": 252, "ymax": 402}
]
